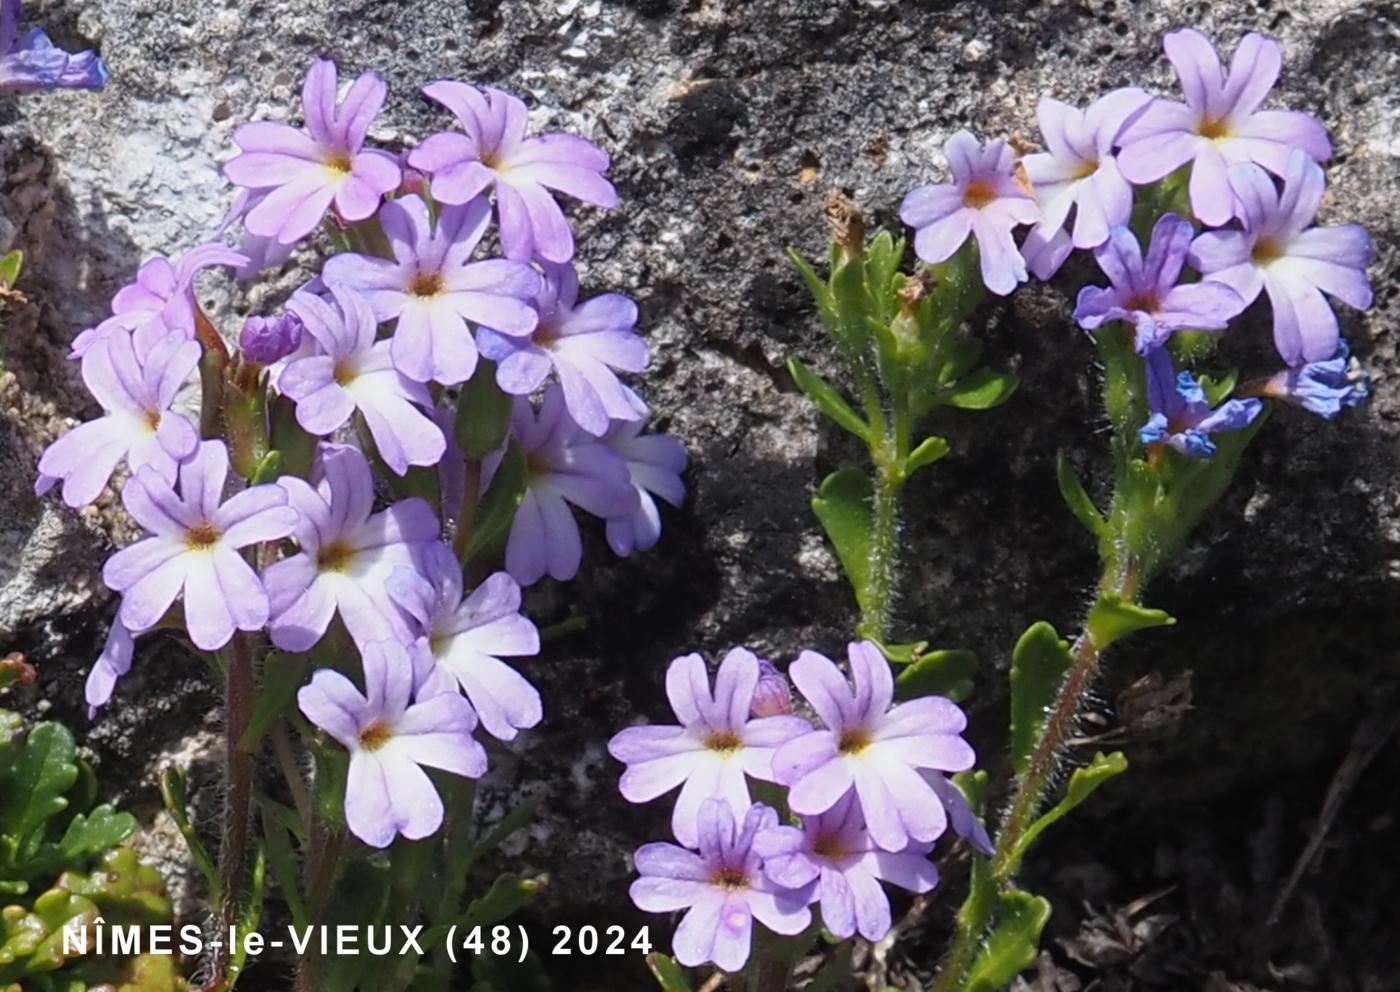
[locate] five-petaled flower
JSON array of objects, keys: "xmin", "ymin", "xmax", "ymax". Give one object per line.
[
  {"xmin": 103, "ymin": 441, "xmax": 298, "ymax": 651},
  {"xmin": 629, "ymin": 800, "xmax": 811, "ymax": 973},
  {"xmin": 322, "ymin": 193, "xmax": 540, "ymax": 386},
  {"xmin": 408, "ymin": 82, "xmax": 618, "ymax": 263},
  {"xmin": 900, "ymin": 130, "xmax": 1040, "ymax": 296},
  {"xmin": 224, "ymin": 58, "xmax": 401, "ymax": 245},
  {"xmin": 609, "ymin": 648, "xmax": 811, "ymax": 849},
  {"xmin": 1188, "ymin": 153, "xmax": 1373, "ymax": 366},
  {"xmin": 1139, "ymin": 347, "xmax": 1263, "ymax": 458},
  {"xmin": 298, "ymin": 639, "xmax": 485, "ymax": 849},
  {"xmin": 1117, "ymin": 28, "xmax": 1332, "ymax": 227},
  {"xmin": 772, "ymin": 642, "xmax": 976, "ymax": 853}
]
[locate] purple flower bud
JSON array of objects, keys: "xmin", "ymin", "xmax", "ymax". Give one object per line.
[
  {"xmin": 750, "ymin": 659, "xmax": 793, "ymax": 718},
  {"xmin": 239, "ymin": 312, "xmax": 303, "ymax": 365}
]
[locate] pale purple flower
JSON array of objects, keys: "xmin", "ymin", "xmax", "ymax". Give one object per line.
[
  {"xmin": 899, "ymin": 131, "xmax": 1040, "ymax": 296},
  {"xmin": 220, "ymin": 189, "xmax": 297, "ymax": 280},
  {"xmin": 264, "ymin": 444, "xmax": 439, "ymax": 652},
  {"xmin": 498, "ymin": 385, "xmax": 638, "ymax": 585},
  {"xmin": 224, "ymin": 59, "xmax": 401, "ymax": 245},
  {"xmin": 1073, "ymin": 213, "xmax": 1246, "ymax": 354},
  {"xmin": 36, "ymin": 328, "xmax": 199, "ymax": 508},
  {"xmin": 600, "ymin": 412, "xmax": 687, "ymax": 558},
  {"xmin": 279, "ymin": 285, "xmax": 446, "ymax": 475},
  {"xmin": 923, "ymin": 773, "xmax": 994, "ymax": 855},
  {"xmin": 84, "ymin": 615, "xmax": 134, "ymax": 719},
  {"xmin": 750, "ymin": 661, "xmax": 792, "ymax": 719},
  {"xmin": 478, "ymin": 262, "xmax": 648, "ymax": 436},
  {"xmin": 772, "ymin": 642, "xmax": 976, "ymax": 853},
  {"xmin": 102, "ymin": 441, "xmax": 298, "ymax": 651},
  {"xmin": 321, "ymin": 193, "xmax": 540, "ymax": 385},
  {"xmin": 388, "ymin": 542, "xmax": 542, "ymax": 742},
  {"xmin": 1139, "ymin": 347, "xmax": 1263, "ymax": 458},
  {"xmin": 1253, "ymin": 340, "xmax": 1368, "ymax": 419},
  {"xmin": 239, "ymin": 311, "xmax": 304, "ymax": 365},
  {"xmin": 1117, "ymin": 29, "xmax": 1332, "ymax": 227},
  {"xmin": 630, "ymin": 800, "xmax": 811, "ymax": 973},
  {"xmin": 609, "ymin": 648, "xmax": 810, "ymax": 849},
  {"xmin": 0, "ymin": 0, "xmax": 108, "ymax": 91},
  {"xmin": 753, "ymin": 793, "xmax": 937, "ymax": 941},
  {"xmin": 298, "ymin": 639, "xmax": 485, "ymax": 848},
  {"xmin": 408, "ymin": 82, "xmax": 618, "ymax": 263},
  {"xmin": 1188, "ymin": 154, "xmax": 1373, "ymax": 366},
  {"xmin": 70, "ymin": 243, "xmax": 249, "ymax": 360},
  {"xmin": 1020, "ymin": 88, "xmax": 1153, "ymax": 279}
]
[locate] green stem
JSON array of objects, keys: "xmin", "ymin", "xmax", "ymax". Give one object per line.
[
  {"xmin": 270, "ymin": 721, "xmax": 311, "ymax": 828},
  {"xmin": 294, "ymin": 818, "xmax": 345, "ymax": 992},
  {"xmin": 858, "ymin": 396, "xmax": 910, "ymax": 644},
  {"xmin": 208, "ymin": 633, "xmax": 256, "ymax": 991}
]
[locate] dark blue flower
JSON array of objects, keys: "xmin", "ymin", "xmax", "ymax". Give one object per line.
[
  {"xmin": 1256, "ymin": 340, "xmax": 1368, "ymax": 419},
  {"xmin": 1139, "ymin": 347, "xmax": 1263, "ymax": 458},
  {"xmin": 0, "ymin": 0, "xmax": 108, "ymax": 92}
]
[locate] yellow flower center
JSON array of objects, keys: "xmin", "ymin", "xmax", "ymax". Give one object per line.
[
  {"xmin": 962, "ymin": 179, "xmax": 997, "ymax": 209},
  {"xmin": 410, "ymin": 271, "xmax": 445, "ymax": 298},
  {"xmin": 324, "ymin": 151, "xmax": 354, "ymax": 175},
  {"xmin": 1197, "ymin": 117, "xmax": 1231, "ymax": 140},
  {"xmin": 317, "ymin": 539, "xmax": 355, "ymax": 573},
  {"xmin": 837, "ymin": 727, "xmax": 871, "ymax": 756},
  {"xmin": 185, "ymin": 523, "xmax": 221, "ymax": 550},
  {"xmin": 1251, "ymin": 237, "xmax": 1285, "ymax": 265},
  {"xmin": 358, "ymin": 720, "xmax": 392, "ymax": 751},
  {"xmin": 709, "ymin": 867, "xmax": 747, "ymax": 891},
  {"xmin": 702, "ymin": 729, "xmax": 743, "ymax": 754},
  {"xmin": 332, "ymin": 358, "xmax": 356, "ymax": 386}
]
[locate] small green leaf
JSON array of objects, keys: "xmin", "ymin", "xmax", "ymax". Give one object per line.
[
  {"xmin": 895, "ymin": 649, "xmax": 977, "ymax": 703},
  {"xmin": 0, "ymin": 251, "xmax": 22, "ymax": 288},
  {"xmin": 964, "ymin": 891, "xmax": 1052, "ymax": 992},
  {"xmin": 1056, "ymin": 450, "xmax": 1107, "ymax": 537},
  {"xmin": 1, "ymin": 723, "xmax": 78, "ymax": 849},
  {"xmin": 1199, "ymin": 369, "xmax": 1239, "ymax": 407},
  {"xmin": 904, "ymin": 435, "xmax": 950, "ymax": 476},
  {"xmin": 943, "ymin": 367, "xmax": 1019, "ymax": 410},
  {"xmin": 457, "ymin": 798, "xmax": 539, "ymax": 877},
  {"xmin": 424, "ymin": 874, "xmax": 547, "ymax": 951},
  {"xmin": 1009, "ymin": 623, "xmax": 1073, "ymax": 777},
  {"xmin": 646, "ymin": 953, "xmax": 693, "ymax": 992},
  {"xmin": 786, "ymin": 356, "xmax": 869, "ymax": 441},
  {"xmin": 811, "ymin": 468, "xmax": 874, "ymax": 617},
  {"xmin": 240, "ymin": 652, "xmax": 309, "ymax": 751},
  {"xmin": 1086, "ymin": 595, "xmax": 1174, "ymax": 649},
  {"xmin": 159, "ymin": 768, "xmax": 218, "ymax": 902},
  {"xmin": 829, "ymin": 252, "xmax": 871, "ymax": 357},
  {"xmin": 875, "ymin": 640, "xmax": 927, "ymax": 664},
  {"xmin": 248, "ymin": 449, "xmax": 284, "ymax": 485},
  {"xmin": 462, "ymin": 442, "xmax": 527, "ymax": 564},
  {"xmin": 1009, "ymin": 752, "xmax": 1128, "ymax": 874},
  {"xmin": 786, "ymin": 248, "xmax": 837, "ymax": 329},
  {"xmin": 455, "ymin": 362, "xmax": 514, "ymax": 458},
  {"xmin": 259, "ymin": 802, "xmax": 308, "ymax": 930},
  {"xmin": 54, "ymin": 806, "xmax": 136, "ymax": 864},
  {"xmin": 953, "ymin": 769, "xmax": 989, "ymax": 814}
]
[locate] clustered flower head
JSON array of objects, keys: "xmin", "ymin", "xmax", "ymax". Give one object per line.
[
  {"xmin": 37, "ymin": 56, "xmax": 687, "ymax": 851},
  {"xmin": 610, "ymin": 642, "xmax": 988, "ymax": 969}
]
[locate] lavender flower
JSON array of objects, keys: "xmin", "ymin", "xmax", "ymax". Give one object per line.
[
  {"xmin": 0, "ymin": 0, "xmax": 108, "ymax": 91},
  {"xmin": 102, "ymin": 441, "xmax": 298, "ymax": 651},
  {"xmin": 1019, "ymin": 88, "xmax": 1152, "ymax": 279},
  {"xmin": 264, "ymin": 444, "xmax": 439, "ymax": 652},
  {"xmin": 1073, "ymin": 213, "xmax": 1246, "ymax": 354},
  {"xmin": 36, "ymin": 329, "xmax": 200, "ymax": 507},
  {"xmin": 298, "ymin": 639, "xmax": 485, "ymax": 848},
  {"xmin": 239, "ymin": 312, "xmax": 304, "ymax": 365},
  {"xmin": 1253, "ymin": 340, "xmax": 1368, "ymax": 419},
  {"xmin": 1139, "ymin": 347, "xmax": 1263, "ymax": 458},
  {"xmin": 923, "ymin": 772, "xmax": 994, "ymax": 855},
  {"xmin": 1188, "ymin": 153, "xmax": 1373, "ymax": 366},
  {"xmin": 630, "ymin": 799, "xmax": 811, "ymax": 973},
  {"xmin": 224, "ymin": 59, "xmax": 401, "ymax": 245},
  {"xmin": 408, "ymin": 82, "xmax": 618, "ymax": 263},
  {"xmin": 753, "ymin": 793, "xmax": 938, "ymax": 941},
  {"xmin": 750, "ymin": 661, "xmax": 792, "ymax": 719},
  {"xmin": 478, "ymin": 262, "xmax": 648, "ymax": 436},
  {"xmin": 84, "ymin": 616, "xmax": 133, "ymax": 719},
  {"xmin": 388, "ymin": 542, "xmax": 542, "ymax": 742},
  {"xmin": 609, "ymin": 648, "xmax": 811, "ymax": 849},
  {"xmin": 772, "ymin": 642, "xmax": 976, "ymax": 853},
  {"xmin": 70, "ymin": 243, "xmax": 250, "ymax": 360},
  {"xmin": 498, "ymin": 386, "xmax": 638, "ymax": 585},
  {"xmin": 1117, "ymin": 29, "xmax": 1332, "ymax": 227},
  {"xmin": 280, "ymin": 285, "xmax": 446, "ymax": 475},
  {"xmin": 899, "ymin": 131, "xmax": 1040, "ymax": 296},
  {"xmin": 321, "ymin": 193, "xmax": 540, "ymax": 385},
  {"xmin": 600, "ymin": 411, "xmax": 687, "ymax": 558}
]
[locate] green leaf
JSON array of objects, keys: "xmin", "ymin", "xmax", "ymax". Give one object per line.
[
  {"xmin": 2, "ymin": 723, "xmax": 77, "ymax": 845},
  {"xmin": 455, "ymin": 362, "xmax": 514, "ymax": 458},
  {"xmin": 895, "ymin": 649, "xmax": 977, "ymax": 703},
  {"xmin": 159, "ymin": 768, "xmax": 217, "ymax": 902},
  {"xmin": 463, "ymin": 441, "xmax": 527, "ymax": 563},
  {"xmin": 424, "ymin": 874, "xmax": 547, "ymax": 951},
  {"xmin": 1056, "ymin": 450, "xmax": 1106, "ymax": 537},
  {"xmin": 248, "ymin": 449, "xmax": 284, "ymax": 485},
  {"xmin": 54, "ymin": 806, "xmax": 136, "ymax": 865},
  {"xmin": 240, "ymin": 652, "xmax": 309, "ymax": 751},
  {"xmin": 904, "ymin": 435, "xmax": 950, "ymax": 476},
  {"xmin": 1008, "ymin": 623, "xmax": 1073, "ymax": 777},
  {"xmin": 0, "ymin": 251, "xmax": 22, "ymax": 288},
  {"xmin": 458, "ymin": 799, "xmax": 539, "ymax": 878},
  {"xmin": 646, "ymin": 953, "xmax": 693, "ymax": 992},
  {"xmin": 964, "ymin": 891, "xmax": 1052, "ymax": 992},
  {"xmin": 1198, "ymin": 369, "xmax": 1239, "ymax": 407},
  {"xmin": 811, "ymin": 468, "xmax": 874, "ymax": 616},
  {"xmin": 953, "ymin": 769, "xmax": 989, "ymax": 814},
  {"xmin": 1009, "ymin": 752, "xmax": 1128, "ymax": 875},
  {"xmin": 786, "ymin": 248, "xmax": 837, "ymax": 329},
  {"xmin": 259, "ymin": 802, "xmax": 308, "ymax": 930},
  {"xmin": 943, "ymin": 367, "xmax": 1019, "ymax": 410},
  {"xmin": 786, "ymin": 356, "xmax": 869, "ymax": 441},
  {"xmin": 829, "ymin": 252, "xmax": 871, "ymax": 357},
  {"xmin": 875, "ymin": 640, "xmax": 927, "ymax": 664},
  {"xmin": 1086, "ymin": 595, "xmax": 1174, "ymax": 649}
]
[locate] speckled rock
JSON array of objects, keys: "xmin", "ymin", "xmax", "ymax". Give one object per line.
[{"xmin": 1, "ymin": 0, "xmax": 1397, "ymax": 988}]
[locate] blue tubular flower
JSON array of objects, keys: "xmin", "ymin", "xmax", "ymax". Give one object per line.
[
  {"xmin": 0, "ymin": 0, "xmax": 108, "ymax": 91},
  {"xmin": 1256, "ymin": 340, "xmax": 1368, "ymax": 419},
  {"xmin": 1138, "ymin": 347, "xmax": 1263, "ymax": 458}
]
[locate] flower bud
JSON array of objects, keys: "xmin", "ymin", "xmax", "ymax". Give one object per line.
[
  {"xmin": 750, "ymin": 660, "xmax": 793, "ymax": 718},
  {"xmin": 239, "ymin": 312, "xmax": 304, "ymax": 365}
]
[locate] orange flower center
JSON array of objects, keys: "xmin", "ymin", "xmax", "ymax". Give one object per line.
[
  {"xmin": 962, "ymin": 179, "xmax": 997, "ymax": 209},
  {"xmin": 185, "ymin": 523, "xmax": 221, "ymax": 550},
  {"xmin": 702, "ymin": 729, "xmax": 743, "ymax": 754},
  {"xmin": 709, "ymin": 867, "xmax": 748, "ymax": 890},
  {"xmin": 410, "ymin": 271, "xmax": 444, "ymax": 298},
  {"xmin": 837, "ymin": 727, "xmax": 871, "ymax": 756},
  {"xmin": 358, "ymin": 720, "xmax": 392, "ymax": 751},
  {"xmin": 317, "ymin": 539, "xmax": 355, "ymax": 572}
]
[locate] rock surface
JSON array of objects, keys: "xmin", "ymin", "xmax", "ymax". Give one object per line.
[{"xmin": 1, "ymin": 0, "xmax": 1398, "ymax": 988}]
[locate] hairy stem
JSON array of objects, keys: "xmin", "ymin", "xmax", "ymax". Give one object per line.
[
  {"xmin": 859, "ymin": 396, "xmax": 910, "ymax": 644},
  {"xmin": 208, "ymin": 633, "xmax": 256, "ymax": 991},
  {"xmin": 294, "ymin": 818, "xmax": 345, "ymax": 992}
]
